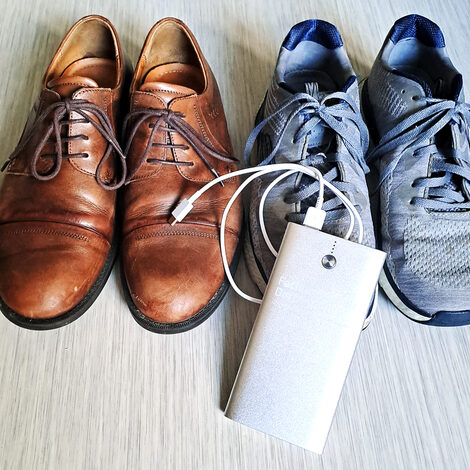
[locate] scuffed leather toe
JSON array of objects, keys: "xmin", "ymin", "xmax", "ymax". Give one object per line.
[
  {"xmin": 122, "ymin": 224, "xmax": 239, "ymax": 324},
  {"xmin": 0, "ymin": 222, "xmax": 110, "ymax": 319}
]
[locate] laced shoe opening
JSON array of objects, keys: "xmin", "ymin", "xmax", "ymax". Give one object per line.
[
  {"xmin": 386, "ymin": 14, "xmax": 461, "ymax": 100},
  {"xmin": 45, "ymin": 16, "xmax": 120, "ymax": 89},
  {"xmin": 276, "ymin": 19, "xmax": 355, "ymax": 94},
  {"xmin": 136, "ymin": 19, "xmax": 205, "ymax": 94}
]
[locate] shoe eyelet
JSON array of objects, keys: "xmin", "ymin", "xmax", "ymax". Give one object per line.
[{"xmin": 401, "ymin": 89, "xmax": 406, "ymax": 94}]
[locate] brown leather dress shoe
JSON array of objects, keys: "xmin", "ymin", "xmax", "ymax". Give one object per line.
[
  {"xmin": 0, "ymin": 16, "xmax": 127, "ymax": 329},
  {"xmin": 121, "ymin": 18, "xmax": 242, "ymax": 333}
]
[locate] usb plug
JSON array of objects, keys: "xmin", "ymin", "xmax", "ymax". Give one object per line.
[
  {"xmin": 169, "ymin": 198, "xmax": 194, "ymax": 225},
  {"xmin": 303, "ymin": 206, "xmax": 326, "ymax": 230}
]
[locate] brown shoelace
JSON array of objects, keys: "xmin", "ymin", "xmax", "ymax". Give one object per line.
[
  {"xmin": 2, "ymin": 98, "xmax": 127, "ymax": 190},
  {"xmin": 122, "ymin": 108, "xmax": 237, "ymax": 183}
]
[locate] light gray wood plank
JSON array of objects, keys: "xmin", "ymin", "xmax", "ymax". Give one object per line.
[{"xmin": 1, "ymin": 1, "xmax": 470, "ymax": 469}]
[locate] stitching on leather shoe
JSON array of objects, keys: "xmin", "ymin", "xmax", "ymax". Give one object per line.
[
  {"xmin": 68, "ymin": 89, "xmax": 109, "ymax": 177},
  {"xmin": 3, "ymin": 228, "xmax": 89, "ymax": 241},
  {"xmin": 173, "ymin": 102, "xmax": 216, "ymax": 183},
  {"xmin": 192, "ymin": 104, "xmax": 210, "ymax": 142},
  {"xmin": 132, "ymin": 91, "xmax": 167, "ymax": 109},
  {"xmin": 135, "ymin": 230, "xmax": 218, "ymax": 240},
  {"xmin": 143, "ymin": 88, "xmax": 187, "ymax": 95}
]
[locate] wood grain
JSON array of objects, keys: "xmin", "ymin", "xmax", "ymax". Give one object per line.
[{"xmin": 1, "ymin": 1, "xmax": 470, "ymax": 469}]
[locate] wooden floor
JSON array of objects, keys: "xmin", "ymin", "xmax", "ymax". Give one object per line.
[{"xmin": 1, "ymin": 0, "xmax": 470, "ymax": 469}]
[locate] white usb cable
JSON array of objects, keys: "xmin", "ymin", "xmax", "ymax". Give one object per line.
[{"xmin": 170, "ymin": 163, "xmax": 363, "ymax": 304}]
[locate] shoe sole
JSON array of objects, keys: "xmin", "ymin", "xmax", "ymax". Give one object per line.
[
  {"xmin": 379, "ymin": 263, "xmax": 470, "ymax": 326},
  {"xmin": 0, "ymin": 235, "xmax": 118, "ymax": 330},
  {"xmin": 122, "ymin": 238, "xmax": 242, "ymax": 334},
  {"xmin": 378, "ymin": 266, "xmax": 431, "ymax": 322}
]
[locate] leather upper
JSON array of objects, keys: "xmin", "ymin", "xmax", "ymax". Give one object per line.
[
  {"xmin": 121, "ymin": 18, "xmax": 242, "ymax": 324},
  {"xmin": 0, "ymin": 15, "xmax": 126, "ymax": 318}
]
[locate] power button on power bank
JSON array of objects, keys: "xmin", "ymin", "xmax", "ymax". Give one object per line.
[{"xmin": 322, "ymin": 254, "xmax": 336, "ymax": 269}]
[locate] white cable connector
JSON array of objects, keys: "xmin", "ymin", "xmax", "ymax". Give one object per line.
[
  {"xmin": 170, "ymin": 198, "xmax": 193, "ymax": 225},
  {"xmin": 303, "ymin": 206, "xmax": 326, "ymax": 230},
  {"xmin": 170, "ymin": 163, "xmax": 363, "ymax": 304}
]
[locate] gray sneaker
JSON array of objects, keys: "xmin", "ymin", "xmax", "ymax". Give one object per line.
[
  {"xmin": 244, "ymin": 20, "xmax": 375, "ymax": 310},
  {"xmin": 363, "ymin": 14, "xmax": 470, "ymax": 326}
]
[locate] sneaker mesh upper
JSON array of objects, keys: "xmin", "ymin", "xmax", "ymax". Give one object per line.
[{"xmin": 404, "ymin": 217, "xmax": 470, "ymax": 288}]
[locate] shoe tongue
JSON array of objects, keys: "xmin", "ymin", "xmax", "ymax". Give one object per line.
[
  {"xmin": 47, "ymin": 75, "xmax": 99, "ymax": 98},
  {"xmin": 303, "ymin": 81, "xmax": 334, "ymax": 149},
  {"xmin": 139, "ymin": 63, "xmax": 197, "ymax": 103},
  {"xmin": 140, "ymin": 80, "xmax": 196, "ymax": 96},
  {"xmin": 47, "ymin": 58, "xmax": 105, "ymax": 97},
  {"xmin": 305, "ymin": 81, "xmax": 331, "ymax": 101}
]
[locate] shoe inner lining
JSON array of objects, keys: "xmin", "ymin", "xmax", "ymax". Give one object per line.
[
  {"xmin": 47, "ymin": 18, "xmax": 118, "ymax": 88},
  {"xmin": 61, "ymin": 57, "xmax": 117, "ymax": 88},
  {"xmin": 387, "ymin": 37, "xmax": 459, "ymax": 98},
  {"xmin": 138, "ymin": 22, "xmax": 205, "ymax": 93},
  {"xmin": 278, "ymin": 41, "xmax": 354, "ymax": 92},
  {"xmin": 142, "ymin": 63, "xmax": 204, "ymax": 92}
]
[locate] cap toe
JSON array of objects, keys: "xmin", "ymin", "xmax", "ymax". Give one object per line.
[
  {"xmin": 122, "ymin": 224, "xmax": 239, "ymax": 325},
  {"xmin": 0, "ymin": 222, "xmax": 109, "ymax": 319}
]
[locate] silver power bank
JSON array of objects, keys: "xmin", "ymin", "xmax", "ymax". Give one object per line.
[{"xmin": 225, "ymin": 222, "xmax": 386, "ymax": 454}]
